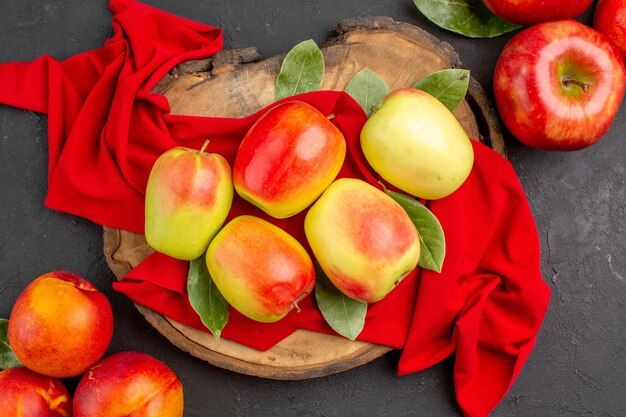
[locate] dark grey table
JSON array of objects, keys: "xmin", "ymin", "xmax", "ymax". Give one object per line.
[{"xmin": 1, "ymin": 1, "xmax": 624, "ymax": 416}]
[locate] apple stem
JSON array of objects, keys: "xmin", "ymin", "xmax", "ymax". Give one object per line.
[
  {"xmin": 292, "ymin": 301, "xmax": 302, "ymax": 313},
  {"xmin": 327, "ymin": 113, "xmax": 336, "ymax": 120},
  {"xmin": 562, "ymin": 76, "xmax": 590, "ymax": 92},
  {"xmin": 199, "ymin": 139, "xmax": 210, "ymax": 153}
]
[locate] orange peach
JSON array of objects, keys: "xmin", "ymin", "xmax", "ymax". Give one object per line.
[
  {"xmin": 73, "ymin": 351, "xmax": 183, "ymax": 417},
  {"xmin": 8, "ymin": 271, "xmax": 113, "ymax": 378},
  {"xmin": 0, "ymin": 366, "xmax": 72, "ymax": 417}
]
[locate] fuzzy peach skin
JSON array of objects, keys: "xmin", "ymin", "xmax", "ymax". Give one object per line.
[
  {"xmin": 233, "ymin": 101, "xmax": 346, "ymax": 219},
  {"xmin": 145, "ymin": 145, "xmax": 233, "ymax": 260},
  {"xmin": 305, "ymin": 178, "xmax": 420, "ymax": 303},
  {"xmin": 206, "ymin": 215, "xmax": 315, "ymax": 322},
  {"xmin": 0, "ymin": 367, "xmax": 72, "ymax": 417},
  {"xmin": 73, "ymin": 351, "xmax": 183, "ymax": 417},
  {"xmin": 8, "ymin": 271, "xmax": 113, "ymax": 378}
]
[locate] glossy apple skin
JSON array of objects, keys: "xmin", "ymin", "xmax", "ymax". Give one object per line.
[
  {"xmin": 0, "ymin": 367, "xmax": 72, "ymax": 417},
  {"xmin": 206, "ymin": 215, "xmax": 315, "ymax": 322},
  {"xmin": 494, "ymin": 20, "xmax": 626, "ymax": 151},
  {"xmin": 305, "ymin": 178, "xmax": 420, "ymax": 303},
  {"xmin": 233, "ymin": 101, "xmax": 346, "ymax": 219},
  {"xmin": 73, "ymin": 351, "xmax": 183, "ymax": 417},
  {"xmin": 594, "ymin": 0, "xmax": 626, "ymax": 61},
  {"xmin": 482, "ymin": 0, "xmax": 593, "ymax": 25},
  {"xmin": 8, "ymin": 271, "xmax": 113, "ymax": 378},
  {"xmin": 360, "ymin": 88, "xmax": 474, "ymax": 200},
  {"xmin": 145, "ymin": 146, "xmax": 233, "ymax": 260}
]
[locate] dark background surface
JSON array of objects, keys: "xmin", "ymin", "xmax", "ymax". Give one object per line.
[{"xmin": 0, "ymin": 1, "xmax": 624, "ymax": 416}]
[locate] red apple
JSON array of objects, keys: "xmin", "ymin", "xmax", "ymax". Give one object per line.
[
  {"xmin": 0, "ymin": 367, "xmax": 72, "ymax": 417},
  {"xmin": 594, "ymin": 0, "xmax": 626, "ymax": 61},
  {"xmin": 482, "ymin": 0, "xmax": 593, "ymax": 25},
  {"xmin": 233, "ymin": 101, "xmax": 346, "ymax": 219},
  {"xmin": 206, "ymin": 215, "xmax": 315, "ymax": 322},
  {"xmin": 73, "ymin": 351, "xmax": 183, "ymax": 417},
  {"xmin": 145, "ymin": 141, "xmax": 234, "ymax": 260},
  {"xmin": 8, "ymin": 271, "xmax": 113, "ymax": 378},
  {"xmin": 493, "ymin": 20, "xmax": 626, "ymax": 151}
]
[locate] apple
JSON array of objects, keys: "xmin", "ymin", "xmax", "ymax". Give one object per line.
[
  {"xmin": 73, "ymin": 351, "xmax": 183, "ymax": 417},
  {"xmin": 594, "ymin": 0, "xmax": 626, "ymax": 61},
  {"xmin": 233, "ymin": 101, "xmax": 346, "ymax": 219},
  {"xmin": 482, "ymin": 0, "xmax": 593, "ymax": 25},
  {"xmin": 360, "ymin": 88, "xmax": 474, "ymax": 200},
  {"xmin": 206, "ymin": 215, "xmax": 315, "ymax": 322},
  {"xmin": 145, "ymin": 141, "xmax": 233, "ymax": 260},
  {"xmin": 8, "ymin": 271, "xmax": 113, "ymax": 378},
  {"xmin": 304, "ymin": 178, "xmax": 420, "ymax": 303},
  {"xmin": 493, "ymin": 20, "xmax": 626, "ymax": 151},
  {"xmin": 0, "ymin": 367, "xmax": 72, "ymax": 417}
]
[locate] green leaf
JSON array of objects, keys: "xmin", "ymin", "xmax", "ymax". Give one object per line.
[
  {"xmin": 414, "ymin": 69, "xmax": 470, "ymax": 112},
  {"xmin": 0, "ymin": 318, "xmax": 22, "ymax": 369},
  {"xmin": 187, "ymin": 257, "xmax": 229, "ymax": 340},
  {"xmin": 413, "ymin": 0, "xmax": 521, "ymax": 38},
  {"xmin": 274, "ymin": 39, "xmax": 325, "ymax": 101},
  {"xmin": 387, "ymin": 191, "xmax": 446, "ymax": 272},
  {"xmin": 314, "ymin": 264, "xmax": 367, "ymax": 341},
  {"xmin": 344, "ymin": 68, "xmax": 389, "ymax": 117}
]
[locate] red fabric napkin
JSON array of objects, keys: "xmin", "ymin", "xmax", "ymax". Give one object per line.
[{"xmin": 0, "ymin": 1, "xmax": 550, "ymax": 416}]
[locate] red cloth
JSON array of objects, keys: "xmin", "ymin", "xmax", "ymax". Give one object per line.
[{"xmin": 0, "ymin": 1, "xmax": 550, "ymax": 416}]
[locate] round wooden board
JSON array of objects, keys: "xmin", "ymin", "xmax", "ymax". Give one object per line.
[{"xmin": 104, "ymin": 17, "xmax": 505, "ymax": 380}]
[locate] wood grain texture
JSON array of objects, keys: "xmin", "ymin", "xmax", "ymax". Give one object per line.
[{"xmin": 104, "ymin": 16, "xmax": 504, "ymax": 380}]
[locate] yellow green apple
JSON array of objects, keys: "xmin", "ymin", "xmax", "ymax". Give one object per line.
[
  {"xmin": 206, "ymin": 215, "xmax": 315, "ymax": 322},
  {"xmin": 145, "ymin": 142, "xmax": 233, "ymax": 260},
  {"xmin": 305, "ymin": 178, "xmax": 420, "ymax": 303},
  {"xmin": 233, "ymin": 101, "xmax": 346, "ymax": 218},
  {"xmin": 360, "ymin": 88, "xmax": 474, "ymax": 200}
]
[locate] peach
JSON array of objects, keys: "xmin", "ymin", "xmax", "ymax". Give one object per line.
[
  {"xmin": 0, "ymin": 366, "xmax": 72, "ymax": 417},
  {"xmin": 305, "ymin": 178, "xmax": 420, "ymax": 303},
  {"xmin": 8, "ymin": 271, "xmax": 113, "ymax": 378},
  {"xmin": 73, "ymin": 351, "xmax": 183, "ymax": 417}
]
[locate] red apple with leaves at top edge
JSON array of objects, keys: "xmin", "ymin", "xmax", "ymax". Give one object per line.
[
  {"xmin": 594, "ymin": 0, "xmax": 626, "ymax": 61},
  {"xmin": 481, "ymin": 0, "xmax": 593, "ymax": 25},
  {"xmin": 233, "ymin": 100, "xmax": 346, "ymax": 219},
  {"xmin": 493, "ymin": 19, "xmax": 626, "ymax": 151}
]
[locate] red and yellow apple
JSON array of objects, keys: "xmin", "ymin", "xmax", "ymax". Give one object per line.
[
  {"xmin": 305, "ymin": 178, "xmax": 420, "ymax": 303},
  {"xmin": 145, "ymin": 142, "xmax": 233, "ymax": 260},
  {"xmin": 494, "ymin": 20, "xmax": 626, "ymax": 151},
  {"xmin": 594, "ymin": 0, "xmax": 626, "ymax": 61},
  {"xmin": 233, "ymin": 101, "xmax": 346, "ymax": 218},
  {"xmin": 206, "ymin": 215, "xmax": 315, "ymax": 322},
  {"xmin": 73, "ymin": 351, "xmax": 183, "ymax": 417},
  {"xmin": 360, "ymin": 88, "xmax": 474, "ymax": 200},
  {"xmin": 482, "ymin": 0, "xmax": 593, "ymax": 25},
  {"xmin": 0, "ymin": 367, "xmax": 72, "ymax": 417},
  {"xmin": 8, "ymin": 271, "xmax": 113, "ymax": 378}
]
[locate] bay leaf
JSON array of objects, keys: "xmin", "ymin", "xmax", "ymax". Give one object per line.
[
  {"xmin": 387, "ymin": 191, "xmax": 446, "ymax": 273},
  {"xmin": 344, "ymin": 68, "xmax": 389, "ymax": 117},
  {"xmin": 314, "ymin": 264, "xmax": 367, "ymax": 341},
  {"xmin": 413, "ymin": 0, "xmax": 521, "ymax": 38},
  {"xmin": 187, "ymin": 257, "xmax": 229, "ymax": 340},
  {"xmin": 0, "ymin": 318, "xmax": 22, "ymax": 369},
  {"xmin": 414, "ymin": 69, "xmax": 470, "ymax": 112},
  {"xmin": 274, "ymin": 39, "xmax": 325, "ymax": 101}
]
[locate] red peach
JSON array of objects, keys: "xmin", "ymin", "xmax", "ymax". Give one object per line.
[
  {"xmin": 73, "ymin": 351, "xmax": 183, "ymax": 417},
  {"xmin": 8, "ymin": 271, "xmax": 113, "ymax": 378},
  {"xmin": 0, "ymin": 366, "xmax": 72, "ymax": 417}
]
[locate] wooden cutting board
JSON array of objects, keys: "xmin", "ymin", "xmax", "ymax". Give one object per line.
[{"xmin": 103, "ymin": 16, "xmax": 504, "ymax": 380}]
